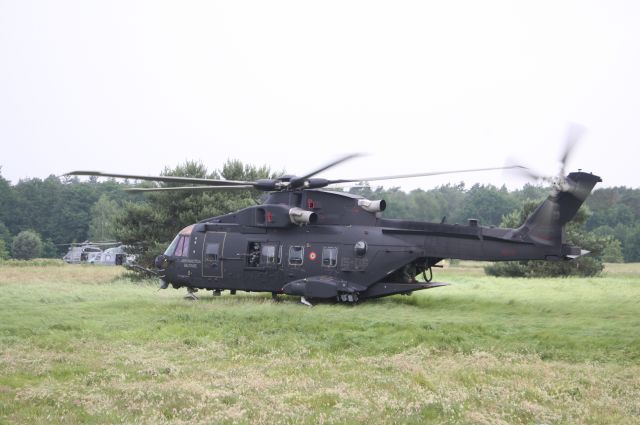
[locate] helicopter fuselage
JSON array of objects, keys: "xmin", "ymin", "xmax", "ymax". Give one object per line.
[{"xmin": 157, "ymin": 171, "xmax": 601, "ymax": 302}]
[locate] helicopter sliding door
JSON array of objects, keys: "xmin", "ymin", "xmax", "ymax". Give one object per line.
[
  {"xmin": 242, "ymin": 240, "xmax": 283, "ymax": 291},
  {"xmin": 202, "ymin": 232, "xmax": 226, "ymax": 278}
]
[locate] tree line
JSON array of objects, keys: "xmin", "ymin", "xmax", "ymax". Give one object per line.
[{"xmin": 0, "ymin": 162, "xmax": 637, "ymax": 267}]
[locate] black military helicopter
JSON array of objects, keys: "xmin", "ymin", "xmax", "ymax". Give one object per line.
[{"xmin": 68, "ymin": 147, "xmax": 601, "ymax": 305}]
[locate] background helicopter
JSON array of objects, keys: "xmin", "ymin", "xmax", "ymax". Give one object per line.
[
  {"xmin": 60, "ymin": 241, "xmax": 135, "ymax": 265},
  {"xmin": 60, "ymin": 241, "xmax": 117, "ymax": 264},
  {"xmin": 68, "ymin": 144, "xmax": 601, "ymax": 305}
]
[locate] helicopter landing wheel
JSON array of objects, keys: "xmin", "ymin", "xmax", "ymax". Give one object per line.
[
  {"xmin": 338, "ymin": 293, "xmax": 359, "ymax": 304},
  {"xmin": 422, "ymin": 266, "xmax": 433, "ymax": 283}
]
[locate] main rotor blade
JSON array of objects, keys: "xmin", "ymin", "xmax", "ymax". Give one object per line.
[
  {"xmin": 125, "ymin": 185, "xmax": 255, "ymax": 193},
  {"xmin": 296, "ymin": 153, "xmax": 363, "ymax": 181},
  {"xmin": 66, "ymin": 170, "xmax": 254, "ymax": 186},
  {"xmin": 56, "ymin": 241, "xmax": 121, "ymax": 246},
  {"xmin": 329, "ymin": 165, "xmax": 527, "ymax": 184}
]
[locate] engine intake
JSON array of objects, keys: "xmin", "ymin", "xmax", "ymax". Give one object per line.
[
  {"xmin": 289, "ymin": 207, "xmax": 318, "ymax": 225},
  {"xmin": 358, "ymin": 198, "xmax": 386, "ymax": 213}
]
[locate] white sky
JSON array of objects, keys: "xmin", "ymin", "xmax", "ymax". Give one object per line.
[{"xmin": 1, "ymin": 1, "xmax": 639, "ymax": 191}]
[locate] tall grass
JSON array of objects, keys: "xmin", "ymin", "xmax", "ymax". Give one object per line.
[{"xmin": 1, "ymin": 262, "xmax": 639, "ymax": 424}]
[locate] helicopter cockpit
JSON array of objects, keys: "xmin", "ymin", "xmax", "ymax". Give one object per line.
[{"xmin": 164, "ymin": 225, "xmax": 194, "ymax": 257}]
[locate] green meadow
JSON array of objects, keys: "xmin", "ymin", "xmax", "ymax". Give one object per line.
[{"xmin": 1, "ymin": 262, "xmax": 639, "ymax": 424}]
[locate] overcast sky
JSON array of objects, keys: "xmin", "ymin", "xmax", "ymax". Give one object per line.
[{"xmin": 1, "ymin": 1, "xmax": 639, "ymax": 191}]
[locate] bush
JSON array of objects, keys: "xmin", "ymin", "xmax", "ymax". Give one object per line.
[
  {"xmin": 484, "ymin": 261, "xmax": 527, "ymax": 277},
  {"xmin": 11, "ymin": 230, "xmax": 43, "ymax": 260},
  {"xmin": 486, "ymin": 257, "xmax": 604, "ymax": 278}
]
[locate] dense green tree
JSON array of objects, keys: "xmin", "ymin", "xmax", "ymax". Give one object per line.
[
  {"xmin": 0, "ymin": 239, "xmax": 8, "ymax": 260},
  {"xmin": 0, "ymin": 221, "xmax": 12, "ymax": 252},
  {"xmin": 12, "ymin": 229, "xmax": 43, "ymax": 260},
  {"xmin": 601, "ymin": 237, "xmax": 624, "ymax": 263},
  {"xmin": 458, "ymin": 184, "xmax": 517, "ymax": 226},
  {"xmin": 617, "ymin": 224, "xmax": 640, "ymax": 262},
  {"xmin": 1, "ymin": 174, "xmax": 128, "ymax": 254},
  {"xmin": 352, "ymin": 182, "xmax": 468, "ymax": 223},
  {"xmin": 433, "ymin": 183, "xmax": 467, "ymax": 224},
  {"xmin": 511, "ymin": 183, "xmax": 548, "ymax": 205},
  {"xmin": 0, "ymin": 169, "xmax": 17, "ymax": 229},
  {"xmin": 89, "ymin": 195, "xmax": 121, "ymax": 241},
  {"xmin": 41, "ymin": 239, "xmax": 59, "ymax": 258},
  {"xmin": 590, "ymin": 224, "xmax": 640, "ymax": 263}
]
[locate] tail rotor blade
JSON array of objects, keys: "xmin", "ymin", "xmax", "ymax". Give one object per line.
[
  {"xmin": 512, "ymin": 123, "xmax": 587, "ymax": 195},
  {"xmin": 559, "ymin": 123, "xmax": 585, "ymax": 175}
]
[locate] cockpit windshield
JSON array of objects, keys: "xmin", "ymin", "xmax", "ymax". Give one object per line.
[
  {"xmin": 164, "ymin": 234, "xmax": 191, "ymax": 257},
  {"xmin": 164, "ymin": 234, "xmax": 180, "ymax": 256}
]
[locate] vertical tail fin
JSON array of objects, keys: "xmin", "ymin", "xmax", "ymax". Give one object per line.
[{"xmin": 517, "ymin": 172, "xmax": 602, "ymax": 246}]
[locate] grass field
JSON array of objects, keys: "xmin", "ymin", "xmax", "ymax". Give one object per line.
[{"xmin": 1, "ymin": 261, "xmax": 639, "ymax": 424}]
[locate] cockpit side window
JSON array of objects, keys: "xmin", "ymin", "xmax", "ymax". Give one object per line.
[{"xmin": 177, "ymin": 236, "xmax": 191, "ymax": 257}]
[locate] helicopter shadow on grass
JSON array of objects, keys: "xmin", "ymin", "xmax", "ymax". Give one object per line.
[
  {"xmin": 177, "ymin": 291, "xmax": 309, "ymax": 306},
  {"xmin": 174, "ymin": 290, "xmax": 372, "ymax": 308},
  {"xmin": 172, "ymin": 289, "xmax": 517, "ymax": 311},
  {"xmin": 176, "ymin": 290, "xmax": 457, "ymax": 310}
]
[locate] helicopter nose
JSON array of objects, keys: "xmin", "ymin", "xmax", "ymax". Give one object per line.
[{"xmin": 154, "ymin": 254, "xmax": 169, "ymax": 269}]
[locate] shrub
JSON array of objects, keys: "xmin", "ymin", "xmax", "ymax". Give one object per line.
[{"xmin": 12, "ymin": 230, "xmax": 43, "ymax": 260}]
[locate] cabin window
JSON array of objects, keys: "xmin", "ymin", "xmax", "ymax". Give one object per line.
[
  {"xmin": 255, "ymin": 208, "xmax": 266, "ymax": 225},
  {"xmin": 322, "ymin": 247, "xmax": 338, "ymax": 267},
  {"xmin": 261, "ymin": 244, "xmax": 281, "ymax": 265},
  {"xmin": 204, "ymin": 242, "xmax": 220, "ymax": 268},
  {"xmin": 288, "ymin": 245, "xmax": 304, "ymax": 265},
  {"xmin": 247, "ymin": 242, "xmax": 262, "ymax": 267}
]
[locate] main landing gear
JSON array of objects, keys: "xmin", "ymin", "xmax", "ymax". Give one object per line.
[
  {"xmin": 184, "ymin": 287, "xmax": 198, "ymax": 300},
  {"xmin": 338, "ymin": 292, "xmax": 359, "ymax": 303}
]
